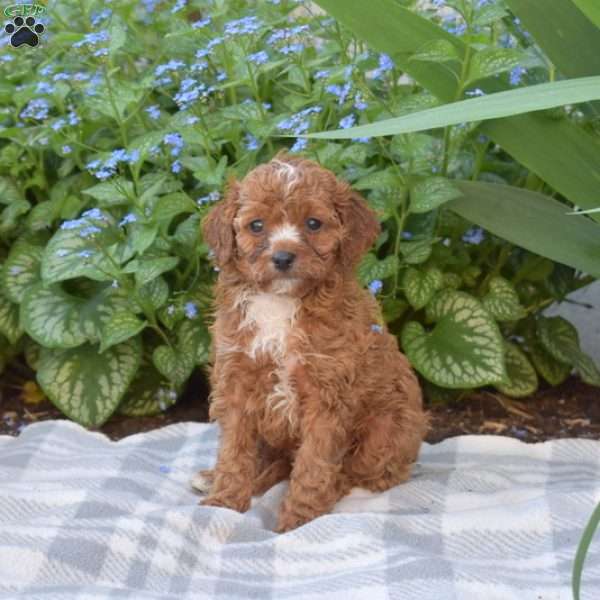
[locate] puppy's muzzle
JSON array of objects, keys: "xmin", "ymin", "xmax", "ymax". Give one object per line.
[{"xmin": 272, "ymin": 250, "xmax": 296, "ymax": 271}]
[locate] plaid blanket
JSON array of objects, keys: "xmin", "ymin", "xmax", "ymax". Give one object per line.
[{"xmin": 0, "ymin": 421, "xmax": 599, "ymax": 600}]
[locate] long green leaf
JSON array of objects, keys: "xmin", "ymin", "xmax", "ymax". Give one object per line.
[
  {"xmin": 305, "ymin": 77, "xmax": 600, "ymax": 138},
  {"xmin": 449, "ymin": 181, "xmax": 600, "ymax": 277},
  {"xmin": 572, "ymin": 502, "xmax": 600, "ymax": 600},
  {"xmin": 314, "ymin": 0, "xmax": 600, "ymax": 216},
  {"xmin": 506, "ymin": 0, "xmax": 600, "ymax": 78},
  {"xmin": 572, "ymin": 0, "xmax": 600, "ymax": 29}
]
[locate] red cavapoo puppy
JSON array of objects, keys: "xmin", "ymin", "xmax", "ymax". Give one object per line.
[{"xmin": 192, "ymin": 154, "xmax": 428, "ymax": 532}]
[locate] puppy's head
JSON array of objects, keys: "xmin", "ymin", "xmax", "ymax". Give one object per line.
[{"xmin": 202, "ymin": 154, "xmax": 380, "ymax": 295}]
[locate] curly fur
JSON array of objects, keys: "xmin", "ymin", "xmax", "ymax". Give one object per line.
[{"xmin": 194, "ymin": 153, "xmax": 428, "ymax": 532}]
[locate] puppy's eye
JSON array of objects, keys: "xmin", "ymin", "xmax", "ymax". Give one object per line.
[
  {"xmin": 306, "ymin": 218, "xmax": 322, "ymax": 231},
  {"xmin": 249, "ymin": 219, "xmax": 264, "ymax": 234}
]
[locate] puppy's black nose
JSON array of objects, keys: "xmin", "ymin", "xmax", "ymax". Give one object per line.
[{"xmin": 272, "ymin": 250, "xmax": 296, "ymax": 271}]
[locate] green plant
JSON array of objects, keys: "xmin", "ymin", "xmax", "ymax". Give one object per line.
[
  {"xmin": 0, "ymin": 0, "xmax": 598, "ymax": 426},
  {"xmin": 573, "ymin": 501, "xmax": 600, "ymax": 600}
]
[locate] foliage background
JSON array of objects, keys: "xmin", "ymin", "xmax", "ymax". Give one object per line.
[{"xmin": 0, "ymin": 0, "xmax": 599, "ymax": 426}]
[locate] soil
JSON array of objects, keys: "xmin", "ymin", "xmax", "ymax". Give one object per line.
[{"xmin": 1, "ymin": 368, "xmax": 599, "ymax": 443}]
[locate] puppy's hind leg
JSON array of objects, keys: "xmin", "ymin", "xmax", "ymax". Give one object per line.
[{"xmin": 345, "ymin": 412, "xmax": 423, "ymax": 493}]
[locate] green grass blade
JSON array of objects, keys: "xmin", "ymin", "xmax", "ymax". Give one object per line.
[
  {"xmin": 506, "ymin": 0, "xmax": 600, "ymax": 78},
  {"xmin": 572, "ymin": 0, "xmax": 600, "ymax": 29},
  {"xmin": 449, "ymin": 181, "xmax": 600, "ymax": 277},
  {"xmin": 572, "ymin": 502, "xmax": 600, "ymax": 600},
  {"xmin": 314, "ymin": 0, "xmax": 600, "ymax": 216},
  {"xmin": 305, "ymin": 77, "xmax": 600, "ymax": 138}
]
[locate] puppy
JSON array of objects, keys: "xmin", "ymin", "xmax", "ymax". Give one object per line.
[{"xmin": 193, "ymin": 154, "xmax": 428, "ymax": 532}]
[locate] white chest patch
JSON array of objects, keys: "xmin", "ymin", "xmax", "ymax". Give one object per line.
[{"xmin": 239, "ymin": 292, "xmax": 299, "ymax": 361}]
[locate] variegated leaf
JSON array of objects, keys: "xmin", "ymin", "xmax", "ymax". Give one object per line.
[
  {"xmin": 482, "ymin": 276, "xmax": 526, "ymax": 321},
  {"xmin": 537, "ymin": 316, "xmax": 580, "ymax": 365},
  {"xmin": 118, "ymin": 363, "xmax": 176, "ymax": 417},
  {"xmin": 443, "ymin": 272, "xmax": 462, "ymax": 289},
  {"xmin": 2, "ymin": 238, "xmax": 43, "ymax": 302},
  {"xmin": 403, "ymin": 267, "xmax": 443, "ymax": 310},
  {"xmin": 99, "ymin": 311, "xmax": 146, "ymax": 353},
  {"xmin": 574, "ymin": 352, "xmax": 600, "ymax": 387},
  {"xmin": 537, "ymin": 316, "xmax": 600, "ymax": 387},
  {"xmin": 21, "ymin": 283, "xmax": 129, "ymax": 349},
  {"xmin": 123, "ymin": 256, "xmax": 180, "ymax": 286},
  {"xmin": 152, "ymin": 345, "xmax": 194, "ymax": 387},
  {"xmin": 410, "ymin": 177, "xmax": 462, "ymax": 214},
  {"xmin": 467, "ymin": 48, "xmax": 525, "ymax": 85},
  {"xmin": 135, "ymin": 276, "xmax": 169, "ymax": 311},
  {"xmin": 82, "ymin": 177, "xmax": 134, "ymax": 206},
  {"xmin": 401, "ymin": 290, "xmax": 505, "ymax": 388},
  {"xmin": 528, "ymin": 341, "xmax": 571, "ymax": 386},
  {"xmin": 357, "ymin": 253, "xmax": 399, "ymax": 286},
  {"xmin": 495, "ymin": 342, "xmax": 538, "ymax": 398},
  {"xmin": 21, "ymin": 284, "xmax": 87, "ymax": 348},
  {"xmin": 41, "ymin": 212, "xmax": 131, "ymax": 284},
  {"xmin": 399, "ymin": 239, "xmax": 433, "ymax": 264},
  {"xmin": 0, "ymin": 289, "xmax": 22, "ymax": 345},
  {"xmin": 37, "ymin": 338, "xmax": 142, "ymax": 427},
  {"xmin": 178, "ymin": 319, "xmax": 211, "ymax": 365}
]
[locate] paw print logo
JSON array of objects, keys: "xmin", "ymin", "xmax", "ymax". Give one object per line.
[{"xmin": 5, "ymin": 16, "xmax": 44, "ymax": 47}]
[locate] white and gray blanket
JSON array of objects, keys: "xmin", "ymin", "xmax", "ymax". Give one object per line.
[{"xmin": 0, "ymin": 420, "xmax": 599, "ymax": 599}]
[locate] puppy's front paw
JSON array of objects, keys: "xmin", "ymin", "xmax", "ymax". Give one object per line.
[
  {"xmin": 276, "ymin": 506, "xmax": 310, "ymax": 533},
  {"xmin": 200, "ymin": 492, "xmax": 251, "ymax": 513},
  {"xmin": 191, "ymin": 469, "xmax": 214, "ymax": 494}
]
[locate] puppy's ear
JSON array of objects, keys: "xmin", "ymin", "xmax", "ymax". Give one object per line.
[
  {"xmin": 336, "ymin": 184, "xmax": 380, "ymax": 270},
  {"xmin": 202, "ymin": 180, "xmax": 240, "ymax": 266}
]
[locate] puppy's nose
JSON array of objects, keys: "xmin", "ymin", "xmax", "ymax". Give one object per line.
[{"xmin": 272, "ymin": 250, "xmax": 296, "ymax": 271}]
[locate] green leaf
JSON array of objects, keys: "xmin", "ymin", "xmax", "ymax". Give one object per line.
[
  {"xmin": 313, "ymin": 0, "xmax": 600, "ymax": 218},
  {"xmin": 449, "ymin": 182, "xmax": 600, "ymax": 278},
  {"xmin": 135, "ymin": 277, "xmax": 169, "ymax": 311},
  {"xmin": 173, "ymin": 213, "xmax": 201, "ymax": 249},
  {"xmin": 572, "ymin": 0, "xmax": 600, "ymax": 29},
  {"xmin": 41, "ymin": 213, "xmax": 130, "ymax": 283},
  {"xmin": 537, "ymin": 316, "xmax": 582, "ymax": 364},
  {"xmin": 357, "ymin": 253, "xmax": 399, "ymax": 286},
  {"xmin": 118, "ymin": 364, "xmax": 176, "ymax": 417},
  {"xmin": 152, "ymin": 345, "xmax": 194, "ymax": 388},
  {"xmin": 575, "ymin": 352, "xmax": 600, "ymax": 387},
  {"xmin": 482, "ymin": 277, "xmax": 526, "ymax": 321},
  {"xmin": 0, "ymin": 176, "xmax": 23, "ymax": 205},
  {"xmin": 537, "ymin": 316, "xmax": 600, "ymax": 386},
  {"xmin": 403, "ymin": 267, "xmax": 443, "ymax": 310},
  {"xmin": 99, "ymin": 311, "xmax": 146, "ymax": 353},
  {"xmin": 306, "ymin": 76, "xmax": 600, "ymax": 141},
  {"xmin": 399, "ymin": 239, "xmax": 433, "ymax": 264},
  {"xmin": 109, "ymin": 18, "xmax": 127, "ymax": 56},
  {"xmin": 410, "ymin": 39, "xmax": 459, "ymax": 64},
  {"xmin": 506, "ymin": 0, "xmax": 600, "ymax": 79},
  {"xmin": 401, "ymin": 290, "xmax": 505, "ymax": 388},
  {"xmin": 0, "ymin": 291, "xmax": 22, "ymax": 345},
  {"xmin": 82, "ymin": 177, "xmax": 134, "ymax": 207},
  {"xmin": 572, "ymin": 501, "xmax": 600, "ymax": 600},
  {"xmin": 21, "ymin": 284, "xmax": 87, "ymax": 349},
  {"xmin": 495, "ymin": 342, "xmax": 538, "ymax": 398},
  {"xmin": 2, "ymin": 238, "xmax": 43, "ymax": 303},
  {"xmin": 353, "ymin": 168, "xmax": 403, "ymax": 191},
  {"xmin": 123, "ymin": 256, "xmax": 180, "ymax": 286},
  {"xmin": 21, "ymin": 283, "xmax": 129, "ymax": 349},
  {"xmin": 528, "ymin": 341, "xmax": 571, "ymax": 386},
  {"xmin": 37, "ymin": 338, "xmax": 142, "ymax": 427},
  {"xmin": 466, "ymin": 48, "xmax": 524, "ymax": 85},
  {"xmin": 152, "ymin": 192, "xmax": 196, "ymax": 227},
  {"xmin": 410, "ymin": 177, "xmax": 462, "ymax": 214}
]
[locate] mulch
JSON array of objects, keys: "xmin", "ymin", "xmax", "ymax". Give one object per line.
[{"xmin": 1, "ymin": 368, "xmax": 599, "ymax": 443}]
